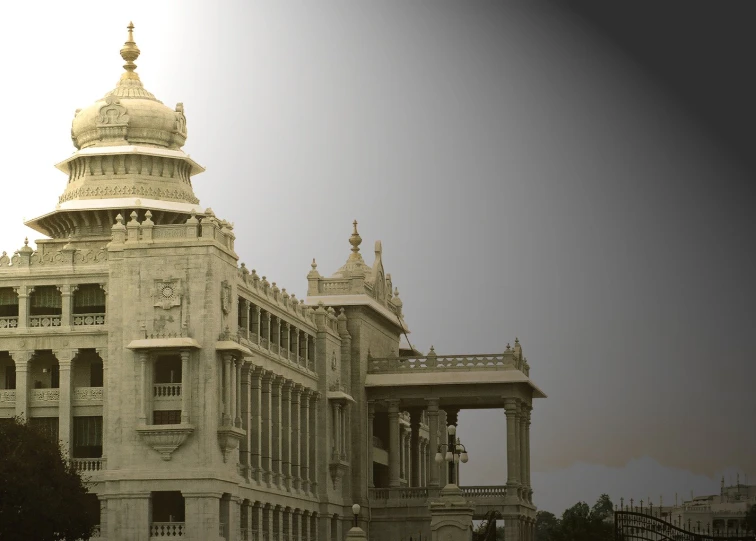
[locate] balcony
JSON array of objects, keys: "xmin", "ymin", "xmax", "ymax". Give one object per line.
[
  {"xmin": 154, "ymin": 383, "xmax": 182, "ymax": 399},
  {"xmin": 150, "ymin": 522, "xmax": 185, "ymax": 537},
  {"xmin": 29, "ymin": 315, "xmax": 61, "ymax": 328},
  {"xmin": 369, "ymin": 485, "xmax": 510, "ymax": 519},
  {"xmin": 31, "ymin": 388, "xmax": 59, "ymax": 404},
  {"xmin": 0, "ymin": 316, "xmax": 18, "ymax": 329},
  {"xmin": 73, "ymin": 386, "xmax": 103, "ymax": 403},
  {"xmin": 0, "ymin": 389, "xmax": 15, "ymax": 407},
  {"xmin": 71, "ymin": 458, "xmax": 105, "ymax": 472}
]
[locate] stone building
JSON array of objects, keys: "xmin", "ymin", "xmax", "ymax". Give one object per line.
[{"xmin": 0, "ymin": 24, "xmax": 545, "ymax": 541}]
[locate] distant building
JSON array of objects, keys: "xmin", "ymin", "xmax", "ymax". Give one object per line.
[{"xmin": 0, "ymin": 24, "xmax": 545, "ymax": 541}]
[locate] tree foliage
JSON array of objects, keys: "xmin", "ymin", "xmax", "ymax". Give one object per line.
[
  {"xmin": 0, "ymin": 416, "xmax": 99, "ymax": 541},
  {"xmin": 536, "ymin": 494, "xmax": 614, "ymax": 541},
  {"xmin": 745, "ymin": 504, "xmax": 756, "ymax": 534}
]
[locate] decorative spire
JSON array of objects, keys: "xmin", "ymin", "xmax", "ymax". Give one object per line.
[
  {"xmin": 120, "ymin": 22, "xmax": 141, "ymax": 80},
  {"xmin": 350, "ymin": 220, "xmax": 362, "ymax": 254}
]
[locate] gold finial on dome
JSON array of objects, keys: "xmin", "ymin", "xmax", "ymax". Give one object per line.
[{"xmin": 119, "ymin": 22, "xmax": 141, "ymax": 81}]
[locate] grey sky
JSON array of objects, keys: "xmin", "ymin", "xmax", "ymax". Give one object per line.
[{"xmin": 0, "ymin": 1, "xmax": 753, "ymax": 515}]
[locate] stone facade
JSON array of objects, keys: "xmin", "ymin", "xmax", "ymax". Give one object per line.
[{"xmin": 0, "ymin": 24, "xmax": 545, "ymax": 541}]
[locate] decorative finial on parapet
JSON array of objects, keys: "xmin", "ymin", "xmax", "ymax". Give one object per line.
[
  {"xmin": 515, "ymin": 337, "xmax": 519, "ymax": 345},
  {"xmin": 506, "ymin": 343, "xmax": 511, "ymax": 351},
  {"xmin": 428, "ymin": 345, "xmax": 436, "ymax": 356},
  {"xmin": 19, "ymin": 237, "xmax": 33, "ymax": 254},
  {"xmin": 120, "ymin": 22, "xmax": 141, "ymax": 79},
  {"xmin": 349, "ymin": 220, "xmax": 362, "ymax": 254}
]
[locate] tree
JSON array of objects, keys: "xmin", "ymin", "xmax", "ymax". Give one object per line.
[
  {"xmin": 0, "ymin": 416, "xmax": 99, "ymax": 541},
  {"xmin": 745, "ymin": 504, "xmax": 756, "ymax": 535},
  {"xmin": 535, "ymin": 510, "xmax": 561, "ymax": 541}
]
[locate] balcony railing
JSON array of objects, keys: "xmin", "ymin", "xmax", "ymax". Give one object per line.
[
  {"xmin": 0, "ymin": 390, "xmax": 15, "ymax": 405},
  {"xmin": 29, "ymin": 315, "xmax": 62, "ymax": 328},
  {"xmin": 31, "ymin": 388, "xmax": 59, "ymax": 402},
  {"xmin": 462, "ymin": 485, "xmax": 508, "ymax": 498},
  {"xmin": 73, "ymin": 313, "xmax": 106, "ymax": 326},
  {"xmin": 154, "ymin": 383, "xmax": 182, "ymax": 398},
  {"xmin": 74, "ymin": 387, "xmax": 103, "ymax": 401},
  {"xmin": 150, "ymin": 522, "xmax": 185, "ymax": 537},
  {"xmin": 369, "ymin": 485, "xmax": 508, "ymax": 502},
  {"xmin": 71, "ymin": 458, "xmax": 104, "ymax": 472},
  {"xmin": 0, "ymin": 316, "xmax": 18, "ymax": 329}
]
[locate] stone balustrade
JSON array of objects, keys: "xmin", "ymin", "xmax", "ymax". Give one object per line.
[
  {"xmin": 73, "ymin": 313, "xmax": 106, "ymax": 326},
  {"xmin": 71, "ymin": 458, "xmax": 104, "ymax": 472},
  {"xmin": 462, "ymin": 485, "xmax": 508, "ymax": 498},
  {"xmin": 368, "ymin": 352, "xmax": 526, "ymax": 374},
  {"xmin": 29, "ymin": 315, "xmax": 62, "ymax": 328},
  {"xmin": 31, "ymin": 388, "xmax": 60, "ymax": 402},
  {"xmin": 0, "ymin": 389, "xmax": 16, "ymax": 405},
  {"xmin": 74, "ymin": 387, "xmax": 104, "ymax": 401},
  {"xmin": 154, "ymin": 383, "xmax": 182, "ymax": 398},
  {"xmin": 0, "ymin": 316, "xmax": 18, "ymax": 329},
  {"xmin": 150, "ymin": 522, "xmax": 185, "ymax": 537}
]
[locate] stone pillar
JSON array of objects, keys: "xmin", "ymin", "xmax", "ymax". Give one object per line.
[
  {"xmin": 367, "ymin": 401, "xmax": 375, "ymax": 487},
  {"xmin": 235, "ymin": 359, "xmax": 244, "ymax": 428},
  {"xmin": 180, "ymin": 350, "xmax": 191, "ymax": 424},
  {"xmin": 333, "ymin": 403, "xmax": 341, "ymax": 462},
  {"xmin": 303, "ymin": 512, "xmax": 311, "ymax": 541},
  {"xmin": 15, "ymin": 285, "xmax": 30, "ymax": 329},
  {"xmin": 56, "ymin": 351, "xmax": 73, "ymax": 456},
  {"xmin": 429, "ymin": 485, "xmax": 475, "ymax": 541},
  {"xmin": 504, "ymin": 516, "xmax": 521, "ymax": 541},
  {"xmin": 240, "ymin": 364, "xmax": 251, "ymax": 476},
  {"xmin": 137, "ymin": 351, "xmax": 148, "ymax": 424},
  {"xmin": 184, "ymin": 492, "xmax": 223, "ymax": 541},
  {"xmin": 59, "ymin": 285, "xmax": 73, "ymax": 327},
  {"xmin": 294, "ymin": 330, "xmax": 301, "ymax": 367},
  {"xmin": 519, "ymin": 403, "xmax": 527, "ymax": 500},
  {"xmin": 282, "ymin": 381, "xmax": 292, "ymax": 490},
  {"xmin": 261, "ymin": 372, "xmax": 272, "ymax": 486},
  {"xmin": 310, "ymin": 392, "xmax": 319, "ymax": 493},
  {"xmin": 222, "ymin": 354, "xmax": 233, "ymax": 426},
  {"xmin": 439, "ymin": 409, "xmax": 448, "ymax": 485},
  {"xmin": 525, "ymin": 405, "xmax": 533, "ymax": 502},
  {"xmin": 249, "ymin": 367, "xmax": 262, "ymax": 482},
  {"xmin": 263, "ymin": 504, "xmax": 273, "ymax": 540},
  {"xmin": 346, "ymin": 526, "xmax": 368, "ymax": 540},
  {"xmin": 291, "ymin": 385, "xmax": 302, "ymax": 491},
  {"xmin": 301, "ymin": 389, "xmax": 311, "ymax": 492},
  {"xmin": 230, "ymin": 358, "xmax": 238, "ymax": 427},
  {"xmin": 426, "ymin": 399, "xmax": 440, "ymax": 487},
  {"xmin": 254, "ymin": 306, "xmax": 261, "ymax": 344},
  {"xmin": 504, "ymin": 398, "xmax": 520, "ymax": 501},
  {"xmin": 271, "ymin": 376, "xmax": 282, "ymax": 487},
  {"xmin": 113, "ymin": 493, "xmax": 152, "ymax": 541},
  {"xmin": 244, "ymin": 300, "xmax": 251, "ymax": 339},
  {"xmin": 12, "ymin": 352, "xmax": 30, "ymax": 419},
  {"xmin": 98, "ymin": 348, "xmax": 109, "ymax": 460},
  {"xmin": 229, "ymin": 496, "xmax": 241, "ymax": 541},
  {"xmin": 410, "ymin": 409, "xmax": 421, "ymax": 487},
  {"xmin": 387, "ymin": 399, "xmax": 401, "ymax": 487},
  {"xmin": 265, "ymin": 312, "xmax": 272, "ymax": 351}
]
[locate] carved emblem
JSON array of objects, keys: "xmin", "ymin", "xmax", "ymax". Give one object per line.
[
  {"xmin": 96, "ymin": 95, "xmax": 130, "ymax": 127},
  {"xmin": 154, "ymin": 279, "xmax": 181, "ymax": 310},
  {"xmin": 221, "ymin": 280, "xmax": 232, "ymax": 315}
]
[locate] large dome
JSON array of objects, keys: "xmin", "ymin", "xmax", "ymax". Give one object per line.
[{"xmin": 70, "ymin": 23, "xmax": 187, "ymax": 150}]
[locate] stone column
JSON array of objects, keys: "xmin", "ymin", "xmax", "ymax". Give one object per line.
[
  {"xmin": 98, "ymin": 348, "xmax": 109, "ymax": 460},
  {"xmin": 252, "ymin": 503, "xmax": 263, "ymax": 539},
  {"xmin": 301, "ymin": 389, "xmax": 311, "ymax": 492},
  {"xmin": 504, "ymin": 398, "xmax": 520, "ymax": 501},
  {"xmin": 426, "ymin": 399, "xmax": 440, "ymax": 487},
  {"xmin": 240, "ymin": 364, "xmax": 251, "ymax": 476},
  {"xmin": 282, "ymin": 381, "xmax": 292, "ymax": 490},
  {"xmin": 245, "ymin": 300, "xmax": 251, "ymax": 339},
  {"xmin": 254, "ymin": 306, "xmax": 261, "ymax": 344},
  {"xmin": 519, "ymin": 402, "xmax": 528, "ymax": 500},
  {"xmin": 303, "ymin": 512, "xmax": 311, "ymax": 541},
  {"xmin": 59, "ymin": 285, "xmax": 73, "ymax": 327},
  {"xmin": 310, "ymin": 392, "xmax": 319, "ymax": 493},
  {"xmin": 15, "ymin": 285, "xmax": 30, "ymax": 329},
  {"xmin": 263, "ymin": 504, "xmax": 273, "ymax": 539},
  {"xmin": 261, "ymin": 372, "xmax": 272, "ymax": 486},
  {"xmin": 137, "ymin": 351, "xmax": 148, "ymax": 424},
  {"xmin": 409, "ymin": 409, "xmax": 421, "ymax": 487},
  {"xmin": 387, "ymin": 399, "xmax": 401, "ymax": 487},
  {"xmin": 13, "ymin": 351, "xmax": 30, "ymax": 419},
  {"xmin": 222, "ymin": 354, "xmax": 233, "ymax": 426},
  {"xmin": 282, "ymin": 321, "xmax": 290, "ymax": 359},
  {"xmin": 525, "ymin": 405, "xmax": 533, "ymax": 502},
  {"xmin": 56, "ymin": 351, "xmax": 73, "ymax": 457},
  {"xmin": 180, "ymin": 350, "xmax": 191, "ymax": 424},
  {"xmin": 333, "ymin": 403, "xmax": 342, "ymax": 462},
  {"xmin": 271, "ymin": 376, "xmax": 282, "ymax": 487},
  {"xmin": 229, "ymin": 496, "xmax": 241, "ymax": 541},
  {"xmin": 265, "ymin": 312, "xmax": 272, "ymax": 351},
  {"xmin": 439, "ymin": 409, "xmax": 448, "ymax": 485},
  {"xmin": 291, "ymin": 385, "xmax": 302, "ymax": 491},
  {"xmin": 367, "ymin": 401, "xmax": 375, "ymax": 487},
  {"xmin": 249, "ymin": 367, "xmax": 262, "ymax": 482},
  {"xmin": 235, "ymin": 359, "xmax": 244, "ymax": 428},
  {"xmin": 231, "ymin": 358, "xmax": 238, "ymax": 427},
  {"xmin": 294, "ymin": 330, "xmax": 301, "ymax": 367}
]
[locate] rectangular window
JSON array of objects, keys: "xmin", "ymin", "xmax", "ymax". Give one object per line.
[
  {"xmin": 30, "ymin": 286, "xmax": 62, "ymax": 316},
  {"xmin": 73, "ymin": 284, "xmax": 106, "ymax": 315},
  {"xmin": 0, "ymin": 288, "xmax": 18, "ymax": 317},
  {"xmin": 73, "ymin": 416, "xmax": 103, "ymax": 458},
  {"xmin": 153, "ymin": 410, "xmax": 181, "ymax": 425}
]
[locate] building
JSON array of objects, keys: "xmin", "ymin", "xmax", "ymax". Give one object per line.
[{"xmin": 0, "ymin": 24, "xmax": 545, "ymax": 541}]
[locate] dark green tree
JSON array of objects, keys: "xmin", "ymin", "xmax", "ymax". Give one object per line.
[
  {"xmin": 0, "ymin": 416, "xmax": 99, "ymax": 541},
  {"xmin": 745, "ymin": 503, "xmax": 756, "ymax": 535},
  {"xmin": 535, "ymin": 510, "xmax": 561, "ymax": 541}
]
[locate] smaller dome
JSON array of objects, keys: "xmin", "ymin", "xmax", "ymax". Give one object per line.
[{"xmin": 70, "ymin": 23, "xmax": 188, "ymax": 151}]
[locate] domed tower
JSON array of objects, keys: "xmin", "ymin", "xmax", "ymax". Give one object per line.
[{"xmin": 25, "ymin": 23, "xmax": 205, "ymax": 239}]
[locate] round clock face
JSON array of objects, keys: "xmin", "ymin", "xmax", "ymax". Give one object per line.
[{"xmin": 161, "ymin": 286, "xmax": 174, "ymax": 298}]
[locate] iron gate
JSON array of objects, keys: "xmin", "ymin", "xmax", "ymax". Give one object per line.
[{"xmin": 615, "ymin": 510, "xmax": 753, "ymax": 540}]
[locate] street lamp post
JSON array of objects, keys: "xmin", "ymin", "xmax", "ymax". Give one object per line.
[
  {"xmin": 351, "ymin": 503, "xmax": 360, "ymax": 529},
  {"xmin": 434, "ymin": 424, "xmax": 469, "ymax": 487}
]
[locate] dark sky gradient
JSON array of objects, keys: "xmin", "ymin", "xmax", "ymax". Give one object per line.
[{"xmin": 0, "ymin": 0, "xmax": 753, "ymax": 515}]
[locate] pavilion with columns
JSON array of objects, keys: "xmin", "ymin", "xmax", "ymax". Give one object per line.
[{"xmin": 0, "ymin": 23, "xmax": 545, "ymax": 541}]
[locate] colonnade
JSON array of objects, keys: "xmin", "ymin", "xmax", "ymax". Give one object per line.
[
  {"xmin": 240, "ymin": 500, "xmax": 320, "ymax": 541},
  {"xmin": 221, "ymin": 354, "xmax": 320, "ymax": 492}
]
